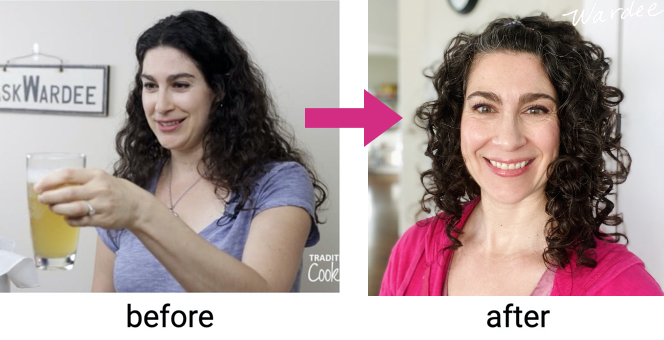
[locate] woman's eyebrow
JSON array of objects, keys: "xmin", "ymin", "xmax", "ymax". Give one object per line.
[
  {"xmin": 466, "ymin": 91, "xmax": 501, "ymax": 104},
  {"xmin": 519, "ymin": 92, "xmax": 558, "ymax": 106},
  {"xmin": 466, "ymin": 91, "xmax": 558, "ymax": 106},
  {"xmin": 140, "ymin": 73, "xmax": 196, "ymax": 82}
]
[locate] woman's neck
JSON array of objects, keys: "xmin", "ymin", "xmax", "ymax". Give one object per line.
[
  {"xmin": 168, "ymin": 145, "xmax": 205, "ymax": 179},
  {"xmin": 464, "ymin": 193, "xmax": 549, "ymax": 256}
]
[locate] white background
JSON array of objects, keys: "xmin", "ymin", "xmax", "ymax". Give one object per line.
[{"xmin": 0, "ymin": 0, "xmax": 662, "ymax": 339}]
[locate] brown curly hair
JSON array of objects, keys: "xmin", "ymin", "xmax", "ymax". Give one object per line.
[
  {"xmin": 114, "ymin": 10, "xmax": 327, "ymax": 222},
  {"xmin": 415, "ymin": 14, "xmax": 630, "ymax": 269}
]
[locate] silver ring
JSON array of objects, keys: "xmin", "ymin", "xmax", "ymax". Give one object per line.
[{"xmin": 85, "ymin": 201, "xmax": 95, "ymax": 216}]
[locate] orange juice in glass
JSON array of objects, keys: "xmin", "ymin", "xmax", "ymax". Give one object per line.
[{"xmin": 26, "ymin": 153, "xmax": 85, "ymax": 270}]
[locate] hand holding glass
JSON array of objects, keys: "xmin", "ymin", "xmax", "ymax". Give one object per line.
[{"xmin": 27, "ymin": 153, "xmax": 86, "ymax": 270}]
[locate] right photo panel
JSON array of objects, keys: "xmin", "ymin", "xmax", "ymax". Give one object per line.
[{"xmin": 369, "ymin": 0, "xmax": 663, "ymax": 297}]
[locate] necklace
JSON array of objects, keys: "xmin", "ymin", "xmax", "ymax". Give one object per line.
[{"xmin": 168, "ymin": 164, "xmax": 203, "ymax": 217}]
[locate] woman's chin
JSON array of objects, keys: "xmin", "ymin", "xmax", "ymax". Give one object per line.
[
  {"xmin": 154, "ymin": 138, "xmax": 203, "ymax": 154},
  {"xmin": 482, "ymin": 185, "xmax": 540, "ymax": 205},
  {"xmin": 154, "ymin": 134, "xmax": 185, "ymax": 150},
  {"xmin": 155, "ymin": 140, "xmax": 177, "ymax": 150}
]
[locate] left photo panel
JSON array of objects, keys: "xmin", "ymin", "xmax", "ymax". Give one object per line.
[{"xmin": 0, "ymin": 1, "xmax": 339, "ymax": 293}]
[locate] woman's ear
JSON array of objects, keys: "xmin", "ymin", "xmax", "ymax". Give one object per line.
[{"xmin": 213, "ymin": 90, "xmax": 226, "ymax": 108}]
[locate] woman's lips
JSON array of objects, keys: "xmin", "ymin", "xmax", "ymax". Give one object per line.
[
  {"xmin": 157, "ymin": 118, "xmax": 186, "ymax": 132},
  {"xmin": 484, "ymin": 158, "xmax": 534, "ymax": 177}
]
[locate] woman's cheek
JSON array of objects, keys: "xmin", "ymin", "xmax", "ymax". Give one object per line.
[
  {"xmin": 461, "ymin": 117, "xmax": 490, "ymax": 155},
  {"xmin": 540, "ymin": 119, "xmax": 560, "ymax": 159}
]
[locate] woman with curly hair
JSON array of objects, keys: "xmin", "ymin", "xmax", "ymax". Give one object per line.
[
  {"xmin": 381, "ymin": 14, "xmax": 662, "ymax": 296},
  {"xmin": 32, "ymin": 10, "xmax": 326, "ymax": 292}
]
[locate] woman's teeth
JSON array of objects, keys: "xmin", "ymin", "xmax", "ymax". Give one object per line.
[
  {"xmin": 160, "ymin": 119, "xmax": 183, "ymax": 126},
  {"xmin": 489, "ymin": 160, "xmax": 529, "ymax": 170}
]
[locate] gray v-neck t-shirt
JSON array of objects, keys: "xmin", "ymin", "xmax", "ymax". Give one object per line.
[{"xmin": 96, "ymin": 161, "xmax": 320, "ymax": 292}]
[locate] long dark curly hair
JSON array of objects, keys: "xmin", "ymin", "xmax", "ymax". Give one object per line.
[
  {"xmin": 114, "ymin": 10, "xmax": 327, "ymax": 222},
  {"xmin": 415, "ymin": 14, "xmax": 630, "ymax": 269}
]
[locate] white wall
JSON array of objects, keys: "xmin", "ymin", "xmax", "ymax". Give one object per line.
[
  {"xmin": 0, "ymin": 1, "xmax": 339, "ymax": 292},
  {"xmin": 580, "ymin": 0, "xmax": 664, "ymax": 286}
]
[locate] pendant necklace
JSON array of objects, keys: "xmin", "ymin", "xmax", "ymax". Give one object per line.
[{"xmin": 168, "ymin": 163, "xmax": 203, "ymax": 217}]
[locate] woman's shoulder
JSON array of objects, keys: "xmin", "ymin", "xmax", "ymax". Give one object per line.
[
  {"xmin": 397, "ymin": 199, "xmax": 479, "ymax": 252},
  {"xmin": 256, "ymin": 161, "xmax": 312, "ymax": 195},
  {"xmin": 554, "ymin": 240, "xmax": 663, "ymax": 296},
  {"xmin": 381, "ymin": 212, "xmax": 460, "ymax": 296},
  {"xmin": 380, "ymin": 199, "xmax": 479, "ymax": 295},
  {"xmin": 393, "ymin": 218, "xmax": 435, "ymax": 259},
  {"xmin": 384, "ymin": 215, "xmax": 451, "ymax": 274},
  {"xmin": 265, "ymin": 160, "xmax": 307, "ymax": 172},
  {"xmin": 590, "ymin": 241, "xmax": 663, "ymax": 295},
  {"xmin": 379, "ymin": 219, "xmax": 434, "ymax": 295},
  {"xmin": 400, "ymin": 215, "xmax": 447, "ymax": 247},
  {"xmin": 259, "ymin": 161, "xmax": 310, "ymax": 184},
  {"xmin": 249, "ymin": 161, "xmax": 316, "ymax": 225}
]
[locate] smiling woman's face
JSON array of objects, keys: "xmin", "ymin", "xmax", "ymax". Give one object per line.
[
  {"xmin": 460, "ymin": 52, "xmax": 559, "ymax": 204},
  {"xmin": 141, "ymin": 46, "xmax": 215, "ymax": 153}
]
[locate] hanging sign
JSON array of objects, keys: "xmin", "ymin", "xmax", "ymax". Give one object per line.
[{"xmin": 0, "ymin": 65, "xmax": 109, "ymax": 116}]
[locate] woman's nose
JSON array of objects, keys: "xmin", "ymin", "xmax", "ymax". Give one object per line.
[
  {"xmin": 154, "ymin": 90, "xmax": 174, "ymax": 114},
  {"xmin": 492, "ymin": 111, "xmax": 526, "ymax": 151}
]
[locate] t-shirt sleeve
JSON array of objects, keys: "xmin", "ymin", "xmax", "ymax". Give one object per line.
[
  {"xmin": 592, "ymin": 263, "xmax": 664, "ymax": 296},
  {"xmin": 95, "ymin": 227, "xmax": 120, "ymax": 253},
  {"xmin": 253, "ymin": 162, "xmax": 319, "ymax": 247}
]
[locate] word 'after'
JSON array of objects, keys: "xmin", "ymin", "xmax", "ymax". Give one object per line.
[{"xmin": 487, "ymin": 303, "xmax": 550, "ymax": 328}]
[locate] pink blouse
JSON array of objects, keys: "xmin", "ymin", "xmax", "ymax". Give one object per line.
[
  {"xmin": 380, "ymin": 197, "xmax": 663, "ymax": 296},
  {"xmin": 441, "ymin": 252, "xmax": 556, "ymax": 296}
]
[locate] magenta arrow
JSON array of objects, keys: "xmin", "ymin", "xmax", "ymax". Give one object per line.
[{"xmin": 305, "ymin": 90, "xmax": 402, "ymax": 146}]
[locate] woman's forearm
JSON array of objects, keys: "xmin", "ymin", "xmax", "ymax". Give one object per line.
[{"xmin": 129, "ymin": 199, "xmax": 271, "ymax": 292}]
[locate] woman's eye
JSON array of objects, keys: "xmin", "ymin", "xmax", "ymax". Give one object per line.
[
  {"xmin": 474, "ymin": 105, "xmax": 494, "ymax": 113},
  {"xmin": 526, "ymin": 106, "xmax": 549, "ymax": 114},
  {"xmin": 173, "ymin": 82, "xmax": 190, "ymax": 89},
  {"xmin": 143, "ymin": 83, "xmax": 157, "ymax": 90}
]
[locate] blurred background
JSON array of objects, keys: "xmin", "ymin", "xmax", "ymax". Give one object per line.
[{"xmin": 368, "ymin": 0, "xmax": 664, "ymax": 295}]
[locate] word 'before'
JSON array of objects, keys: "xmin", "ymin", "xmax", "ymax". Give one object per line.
[{"xmin": 127, "ymin": 303, "xmax": 213, "ymax": 328}]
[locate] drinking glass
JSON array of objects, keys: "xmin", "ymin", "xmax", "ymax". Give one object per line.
[{"xmin": 26, "ymin": 153, "xmax": 86, "ymax": 270}]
